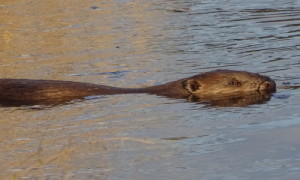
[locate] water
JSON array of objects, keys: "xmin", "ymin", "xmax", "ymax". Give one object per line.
[{"xmin": 0, "ymin": 0, "xmax": 300, "ymax": 179}]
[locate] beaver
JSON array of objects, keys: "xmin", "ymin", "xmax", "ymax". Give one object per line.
[{"xmin": 0, "ymin": 70, "xmax": 276, "ymax": 106}]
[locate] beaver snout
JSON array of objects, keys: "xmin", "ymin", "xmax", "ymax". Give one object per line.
[{"xmin": 259, "ymin": 80, "xmax": 276, "ymax": 92}]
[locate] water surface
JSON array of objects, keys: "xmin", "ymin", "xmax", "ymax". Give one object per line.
[{"xmin": 0, "ymin": 0, "xmax": 300, "ymax": 179}]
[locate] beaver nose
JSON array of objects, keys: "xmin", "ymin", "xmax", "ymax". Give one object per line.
[{"xmin": 259, "ymin": 80, "xmax": 276, "ymax": 92}]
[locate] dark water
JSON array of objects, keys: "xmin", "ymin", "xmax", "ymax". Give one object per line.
[{"xmin": 0, "ymin": 0, "xmax": 300, "ymax": 179}]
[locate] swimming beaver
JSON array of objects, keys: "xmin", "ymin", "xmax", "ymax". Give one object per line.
[{"xmin": 0, "ymin": 70, "xmax": 276, "ymax": 106}]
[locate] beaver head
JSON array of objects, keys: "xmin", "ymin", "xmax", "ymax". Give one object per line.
[{"xmin": 182, "ymin": 70, "xmax": 276, "ymax": 96}]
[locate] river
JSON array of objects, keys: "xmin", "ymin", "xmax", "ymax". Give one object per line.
[{"xmin": 0, "ymin": 0, "xmax": 300, "ymax": 179}]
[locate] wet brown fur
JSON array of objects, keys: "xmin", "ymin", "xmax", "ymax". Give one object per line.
[{"xmin": 0, "ymin": 70, "xmax": 276, "ymax": 106}]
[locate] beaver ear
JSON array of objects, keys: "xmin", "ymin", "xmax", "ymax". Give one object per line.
[{"xmin": 183, "ymin": 79, "xmax": 201, "ymax": 93}]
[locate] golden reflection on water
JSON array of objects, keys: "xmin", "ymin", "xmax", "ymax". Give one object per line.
[
  {"xmin": 0, "ymin": 0, "xmax": 163, "ymax": 80},
  {"xmin": 0, "ymin": 0, "xmax": 168, "ymax": 179},
  {"xmin": 0, "ymin": 96, "xmax": 162, "ymax": 179}
]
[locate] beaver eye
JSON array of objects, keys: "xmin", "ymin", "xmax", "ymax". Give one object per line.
[{"xmin": 229, "ymin": 79, "xmax": 241, "ymax": 86}]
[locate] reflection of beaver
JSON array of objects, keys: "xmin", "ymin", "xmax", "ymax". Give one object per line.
[
  {"xmin": 188, "ymin": 91, "xmax": 274, "ymax": 107},
  {"xmin": 0, "ymin": 70, "xmax": 276, "ymax": 106}
]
